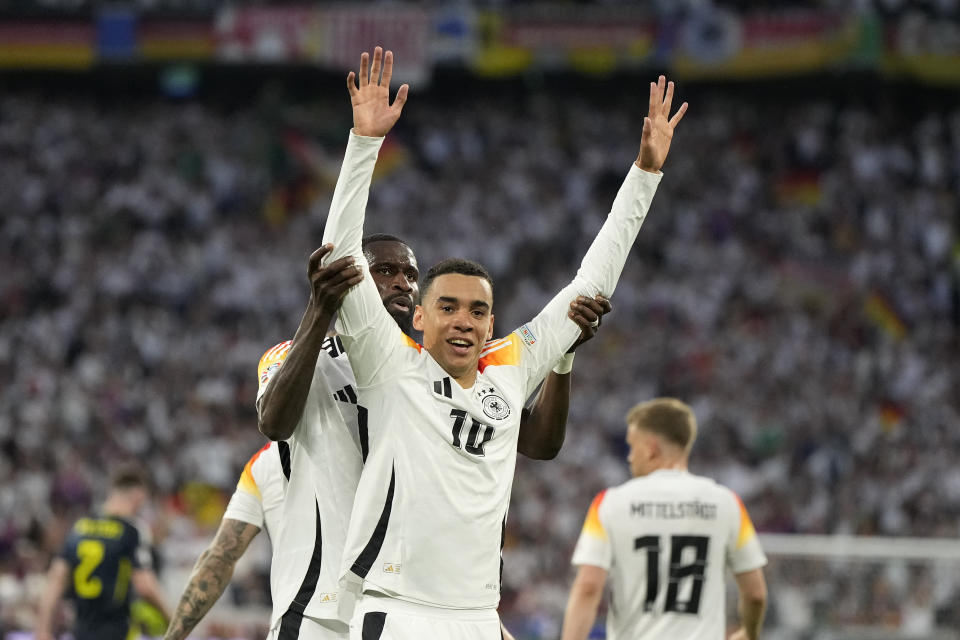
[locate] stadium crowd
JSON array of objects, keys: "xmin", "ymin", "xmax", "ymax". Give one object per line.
[
  {"xmin": 4, "ymin": 0, "xmax": 960, "ymax": 21},
  {"xmin": 0, "ymin": 76, "xmax": 958, "ymax": 638}
]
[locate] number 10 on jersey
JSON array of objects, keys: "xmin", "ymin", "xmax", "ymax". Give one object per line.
[
  {"xmin": 449, "ymin": 409, "xmax": 494, "ymax": 457},
  {"xmin": 635, "ymin": 534, "xmax": 709, "ymax": 615}
]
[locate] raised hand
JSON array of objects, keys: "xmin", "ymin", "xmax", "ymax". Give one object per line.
[
  {"xmin": 636, "ymin": 75, "xmax": 688, "ymax": 173},
  {"xmin": 347, "ymin": 46, "xmax": 409, "ymax": 138},
  {"xmin": 307, "ymin": 243, "xmax": 364, "ymax": 318}
]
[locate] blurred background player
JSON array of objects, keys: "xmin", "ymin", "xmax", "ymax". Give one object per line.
[
  {"xmin": 165, "ymin": 243, "xmax": 608, "ymax": 640},
  {"xmin": 561, "ymin": 398, "xmax": 768, "ymax": 640},
  {"xmin": 34, "ymin": 466, "xmax": 171, "ymax": 640}
]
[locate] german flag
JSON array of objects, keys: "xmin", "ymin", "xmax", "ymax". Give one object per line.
[
  {"xmin": 865, "ymin": 293, "xmax": 907, "ymax": 341},
  {"xmin": 775, "ymin": 169, "xmax": 821, "ymax": 207},
  {"xmin": 879, "ymin": 401, "xmax": 905, "ymax": 433},
  {"xmin": 373, "ymin": 135, "xmax": 410, "ymax": 181},
  {"xmin": 140, "ymin": 21, "xmax": 213, "ymax": 60},
  {"xmin": 0, "ymin": 23, "xmax": 94, "ymax": 68}
]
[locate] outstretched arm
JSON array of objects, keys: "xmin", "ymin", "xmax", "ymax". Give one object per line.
[
  {"xmin": 518, "ymin": 76, "xmax": 687, "ymax": 393},
  {"xmin": 519, "ymin": 296, "xmax": 611, "ymax": 460},
  {"xmin": 162, "ymin": 519, "xmax": 260, "ymax": 640},
  {"xmin": 34, "ymin": 558, "xmax": 69, "ymax": 640},
  {"xmin": 322, "ymin": 46, "xmax": 408, "ymax": 269},
  {"xmin": 320, "ymin": 47, "xmax": 412, "ymax": 387},
  {"xmin": 258, "ymin": 245, "xmax": 363, "ymax": 440}
]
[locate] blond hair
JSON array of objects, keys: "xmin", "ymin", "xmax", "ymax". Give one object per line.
[{"xmin": 626, "ymin": 398, "xmax": 698, "ymax": 452}]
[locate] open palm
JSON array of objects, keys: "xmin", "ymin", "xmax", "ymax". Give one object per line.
[
  {"xmin": 347, "ymin": 46, "xmax": 409, "ymax": 138},
  {"xmin": 637, "ymin": 75, "xmax": 688, "ymax": 173}
]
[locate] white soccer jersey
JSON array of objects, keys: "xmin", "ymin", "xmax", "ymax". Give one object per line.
[
  {"xmin": 255, "ymin": 338, "xmax": 366, "ymax": 630},
  {"xmin": 223, "ymin": 441, "xmax": 286, "ymax": 540},
  {"xmin": 321, "ymin": 132, "xmax": 662, "ymax": 609},
  {"xmin": 571, "ymin": 469, "xmax": 768, "ymax": 640}
]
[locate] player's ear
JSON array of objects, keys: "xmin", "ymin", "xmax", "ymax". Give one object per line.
[
  {"xmin": 486, "ymin": 314, "xmax": 494, "ymax": 341},
  {"xmin": 413, "ymin": 305, "xmax": 425, "ymax": 331},
  {"xmin": 647, "ymin": 435, "xmax": 661, "ymax": 461}
]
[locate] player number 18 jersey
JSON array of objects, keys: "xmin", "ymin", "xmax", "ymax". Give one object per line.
[{"xmin": 572, "ymin": 469, "xmax": 767, "ymax": 640}]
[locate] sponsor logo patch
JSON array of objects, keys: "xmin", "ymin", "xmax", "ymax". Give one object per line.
[
  {"xmin": 317, "ymin": 592, "xmax": 338, "ymax": 603},
  {"xmin": 383, "ymin": 562, "xmax": 401, "ymax": 575},
  {"xmin": 519, "ymin": 324, "xmax": 537, "ymax": 346}
]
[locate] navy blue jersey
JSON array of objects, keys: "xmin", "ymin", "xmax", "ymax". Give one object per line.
[{"xmin": 57, "ymin": 514, "xmax": 150, "ymax": 640}]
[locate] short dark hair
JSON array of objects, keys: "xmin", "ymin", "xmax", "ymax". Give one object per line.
[
  {"xmin": 421, "ymin": 258, "xmax": 494, "ymax": 300},
  {"xmin": 110, "ymin": 465, "xmax": 150, "ymax": 492},
  {"xmin": 626, "ymin": 398, "xmax": 698, "ymax": 451},
  {"xmin": 362, "ymin": 233, "xmax": 408, "ymax": 251}
]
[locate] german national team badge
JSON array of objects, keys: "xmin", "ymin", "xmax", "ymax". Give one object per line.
[{"xmin": 478, "ymin": 386, "xmax": 511, "ymax": 421}]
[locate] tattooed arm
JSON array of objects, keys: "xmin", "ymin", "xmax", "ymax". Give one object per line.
[{"xmin": 163, "ymin": 519, "xmax": 261, "ymax": 640}]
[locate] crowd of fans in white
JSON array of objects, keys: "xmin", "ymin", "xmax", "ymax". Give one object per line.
[{"xmin": 0, "ymin": 78, "xmax": 957, "ymax": 638}]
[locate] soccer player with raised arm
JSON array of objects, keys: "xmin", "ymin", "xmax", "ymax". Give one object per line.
[
  {"xmin": 320, "ymin": 47, "xmax": 687, "ymax": 639},
  {"xmin": 35, "ymin": 467, "xmax": 170, "ymax": 640},
  {"xmin": 560, "ymin": 399, "xmax": 768, "ymax": 640},
  {"xmin": 164, "ymin": 246, "xmax": 609, "ymax": 640}
]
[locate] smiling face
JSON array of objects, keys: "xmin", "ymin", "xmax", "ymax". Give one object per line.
[
  {"xmin": 364, "ymin": 240, "xmax": 420, "ymax": 335},
  {"xmin": 413, "ymin": 273, "xmax": 495, "ymax": 387}
]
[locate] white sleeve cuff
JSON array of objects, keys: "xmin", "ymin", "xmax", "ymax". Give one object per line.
[{"xmin": 552, "ymin": 352, "xmax": 575, "ymax": 375}]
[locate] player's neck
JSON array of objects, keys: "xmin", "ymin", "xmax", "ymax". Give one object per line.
[
  {"xmin": 424, "ymin": 346, "xmax": 479, "ymax": 388},
  {"xmin": 657, "ymin": 459, "xmax": 688, "ymax": 473},
  {"xmin": 102, "ymin": 496, "xmax": 135, "ymax": 519},
  {"xmin": 451, "ymin": 368, "xmax": 478, "ymax": 389}
]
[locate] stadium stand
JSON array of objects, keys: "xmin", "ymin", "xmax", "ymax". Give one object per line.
[{"xmin": 0, "ymin": 64, "xmax": 957, "ymax": 638}]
